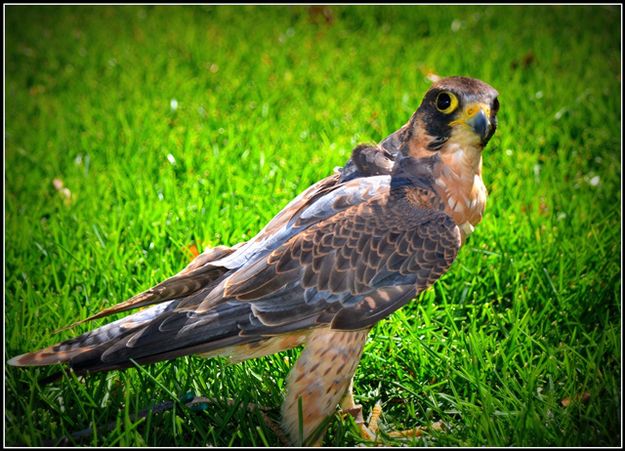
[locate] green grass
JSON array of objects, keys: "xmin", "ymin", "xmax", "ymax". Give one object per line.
[{"xmin": 5, "ymin": 5, "xmax": 621, "ymax": 447}]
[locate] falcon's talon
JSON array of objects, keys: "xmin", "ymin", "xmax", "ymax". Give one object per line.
[
  {"xmin": 340, "ymin": 403, "xmax": 380, "ymax": 442},
  {"xmin": 9, "ymin": 77, "xmax": 499, "ymax": 446},
  {"xmin": 351, "ymin": 401, "xmax": 447, "ymax": 444},
  {"xmin": 366, "ymin": 401, "xmax": 383, "ymax": 434},
  {"xmin": 383, "ymin": 421, "xmax": 445, "ymax": 440},
  {"xmin": 341, "ymin": 400, "xmax": 382, "ymax": 443}
]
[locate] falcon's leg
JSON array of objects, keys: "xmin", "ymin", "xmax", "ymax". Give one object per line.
[
  {"xmin": 281, "ymin": 328, "xmax": 369, "ymax": 446},
  {"xmin": 339, "ymin": 378, "xmax": 359, "ymax": 414}
]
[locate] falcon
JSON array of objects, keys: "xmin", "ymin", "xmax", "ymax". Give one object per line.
[{"xmin": 9, "ymin": 76, "xmax": 499, "ymax": 445}]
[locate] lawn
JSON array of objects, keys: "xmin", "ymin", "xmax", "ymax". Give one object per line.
[{"xmin": 4, "ymin": 5, "xmax": 621, "ymax": 447}]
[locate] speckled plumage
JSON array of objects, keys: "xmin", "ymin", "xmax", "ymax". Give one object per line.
[
  {"xmin": 9, "ymin": 76, "xmax": 499, "ymax": 446},
  {"xmin": 281, "ymin": 328, "xmax": 369, "ymax": 445}
]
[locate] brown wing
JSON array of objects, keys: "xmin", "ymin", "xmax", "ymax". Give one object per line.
[
  {"xmin": 69, "ymin": 186, "xmax": 459, "ymax": 373},
  {"xmin": 9, "ymin": 178, "xmax": 459, "ymax": 375},
  {"xmin": 222, "ymin": 189, "xmax": 461, "ymax": 331}
]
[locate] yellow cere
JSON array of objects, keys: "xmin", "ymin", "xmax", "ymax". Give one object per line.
[{"xmin": 450, "ymin": 102, "xmax": 491, "ymax": 127}]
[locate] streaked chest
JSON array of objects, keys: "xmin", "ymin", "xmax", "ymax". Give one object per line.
[{"xmin": 434, "ymin": 148, "xmax": 488, "ymax": 242}]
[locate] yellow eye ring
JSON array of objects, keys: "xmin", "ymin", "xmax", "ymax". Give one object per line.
[{"xmin": 435, "ymin": 91, "xmax": 459, "ymax": 114}]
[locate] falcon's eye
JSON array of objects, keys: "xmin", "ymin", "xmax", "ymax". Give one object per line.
[{"xmin": 435, "ymin": 91, "xmax": 458, "ymax": 114}]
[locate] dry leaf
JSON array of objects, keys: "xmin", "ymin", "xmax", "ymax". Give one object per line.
[
  {"xmin": 561, "ymin": 391, "xmax": 591, "ymax": 407},
  {"xmin": 183, "ymin": 243, "xmax": 200, "ymax": 260},
  {"xmin": 426, "ymin": 72, "xmax": 442, "ymax": 83}
]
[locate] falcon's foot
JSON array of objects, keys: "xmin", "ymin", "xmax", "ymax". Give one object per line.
[
  {"xmin": 341, "ymin": 400, "xmax": 444, "ymax": 444},
  {"xmin": 340, "ymin": 401, "xmax": 381, "ymax": 441}
]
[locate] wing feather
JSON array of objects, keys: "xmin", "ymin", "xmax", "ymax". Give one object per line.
[{"xmin": 224, "ymin": 185, "xmax": 461, "ymax": 332}]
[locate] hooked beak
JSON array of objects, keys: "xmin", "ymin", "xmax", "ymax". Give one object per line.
[
  {"xmin": 466, "ymin": 108, "xmax": 490, "ymax": 142},
  {"xmin": 451, "ymin": 103, "xmax": 492, "ymax": 144}
]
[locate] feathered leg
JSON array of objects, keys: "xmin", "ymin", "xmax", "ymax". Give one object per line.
[{"xmin": 281, "ymin": 328, "xmax": 369, "ymax": 446}]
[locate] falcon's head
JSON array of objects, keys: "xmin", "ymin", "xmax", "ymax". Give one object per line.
[{"xmin": 402, "ymin": 76, "xmax": 499, "ymax": 159}]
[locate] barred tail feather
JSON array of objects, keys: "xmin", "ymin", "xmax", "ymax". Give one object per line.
[{"xmin": 8, "ymin": 300, "xmax": 176, "ymax": 367}]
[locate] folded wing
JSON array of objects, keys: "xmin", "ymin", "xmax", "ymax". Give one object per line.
[{"xmin": 9, "ymin": 146, "xmax": 464, "ymax": 382}]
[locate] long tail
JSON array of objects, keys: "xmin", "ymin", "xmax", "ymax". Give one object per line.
[
  {"xmin": 7, "ymin": 244, "xmax": 246, "ymax": 376},
  {"xmin": 7, "ymin": 300, "xmax": 177, "ymax": 368},
  {"xmin": 8, "ymin": 295, "xmax": 262, "ymax": 383}
]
